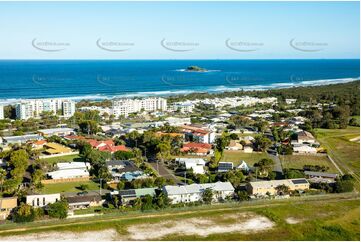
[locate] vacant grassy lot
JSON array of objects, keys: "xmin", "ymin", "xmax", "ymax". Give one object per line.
[
  {"xmin": 221, "ymin": 150, "xmax": 268, "ymax": 166},
  {"xmin": 281, "ymin": 155, "xmax": 339, "ymax": 173},
  {"xmin": 41, "ymin": 180, "xmax": 100, "ymax": 194},
  {"xmin": 316, "ymin": 126, "xmax": 360, "ymax": 177},
  {"xmin": 41, "ymin": 154, "xmax": 84, "ymax": 164},
  {"xmin": 0, "ymin": 193, "xmax": 358, "ymax": 240}
]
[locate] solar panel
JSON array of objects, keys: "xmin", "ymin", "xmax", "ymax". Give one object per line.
[
  {"xmin": 218, "ymin": 162, "xmax": 233, "ymax": 171},
  {"xmin": 291, "ymin": 179, "xmax": 308, "ymax": 184},
  {"xmin": 119, "ymin": 190, "xmax": 136, "ymax": 196}
]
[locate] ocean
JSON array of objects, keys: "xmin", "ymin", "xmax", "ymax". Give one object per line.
[{"xmin": 0, "ymin": 59, "xmax": 359, "ymax": 102}]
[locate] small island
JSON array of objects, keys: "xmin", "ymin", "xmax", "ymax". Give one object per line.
[{"xmin": 185, "ymin": 66, "xmax": 208, "ymax": 72}]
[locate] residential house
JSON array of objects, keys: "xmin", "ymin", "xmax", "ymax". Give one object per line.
[
  {"xmin": 243, "ymin": 145, "xmax": 254, "ymax": 153},
  {"xmin": 181, "ymin": 125, "xmax": 215, "ymax": 144},
  {"xmin": 297, "ymin": 130, "xmax": 316, "ymax": 144},
  {"xmin": 47, "ymin": 162, "xmax": 90, "ymax": 180},
  {"xmin": 225, "ymin": 140, "xmax": 243, "ymax": 150},
  {"xmin": 65, "ymin": 192, "xmax": 103, "ymax": 210},
  {"xmin": 304, "ymin": 171, "xmax": 339, "ymax": 183},
  {"xmin": 180, "ymin": 142, "xmax": 213, "ymax": 156},
  {"xmin": 26, "ymin": 193, "xmax": 61, "ymax": 208},
  {"xmin": 247, "ymin": 179, "xmax": 310, "ymax": 196},
  {"xmin": 106, "ymin": 160, "xmax": 147, "ymax": 181},
  {"xmin": 293, "ymin": 144, "xmax": 317, "ymax": 154},
  {"xmin": 114, "ymin": 188, "xmax": 157, "ymax": 205},
  {"xmin": 31, "ymin": 140, "xmax": 48, "ymax": 149},
  {"xmin": 163, "ymin": 182, "xmax": 235, "ymax": 204},
  {"xmin": 43, "ymin": 142, "xmax": 73, "ymax": 155},
  {"xmin": 37, "ymin": 128, "xmax": 75, "ymax": 137},
  {"xmin": 0, "ymin": 197, "xmax": 17, "ymax": 220},
  {"xmin": 175, "ymin": 158, "xmax": 206, "ymax": 174},
  {"xmin": 1, "ymin": 134, "xmax": 43, "ymax": 145},
  {"xmin": 86, "ymin": 139, "xmax": 130, "ymax": 153}
]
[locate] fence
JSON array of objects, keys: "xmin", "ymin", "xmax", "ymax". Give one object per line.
[{"xmin": 41, "ymin": 177, "xmax": 91, "ymax": 184}]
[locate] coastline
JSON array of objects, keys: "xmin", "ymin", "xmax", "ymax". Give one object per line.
[{"xmin": 0, "ymin": 77, "xmax": 359, "ymax": 105}]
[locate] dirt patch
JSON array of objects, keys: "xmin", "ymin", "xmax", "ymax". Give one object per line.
[
  {"xmin": 1, "ymin": 229, "xmax": 118, "ymax": 241},
  {"xmin": 124, "ymin": 212, "xmax": 274, "ymax": 240},
  {"xmin": 285, "ymin": 217, "xmax": 303, "ymax": 224}
]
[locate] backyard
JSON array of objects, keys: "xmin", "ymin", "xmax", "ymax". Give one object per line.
[
  {"xmin": 280, "ymin": 155, "xmax": 339, "ymax": 173},
  {"xmin": 41, "ymin": 154, "xmax": 84, "ymax": 165},
  {"xmin": 41, "ymin": 180, "xmax": 100, "ymax": 194},
  {"xmin": 316, "ymin": 126, "xmax": 360, "ymax": 177},
  {"xmin": 221, "ymin": 150, "xmax": 269, "ymax": 166}
]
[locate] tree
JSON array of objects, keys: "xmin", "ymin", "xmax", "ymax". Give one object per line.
[
  {"xmin": 8, "ymin": 149, "xmax": 29, "ymax": 185},
  {"xmin": 31, "ymin": 169, "xmax": 44, "ymax": 190},
  {"xmin": 335, "ymin": 180, "xmax": 354, "ymax": 193},
  {"xmin": 253, "ymin": 135, "xmax": 272, "ymax": 152},
  {"xmin": 154, "ymin": 177, "xmax": 166, "ymax": 187},
  {"xmin": 141, "ymin": 195, "xmax": 154, "ymax": 211},
  {"xmin": 78, "ymin": 120, "xmax": 99, "ymax": 135},
  {"xmin": 113, "ymin": 150, "xmax": 134, "ymax": 160},
  {"xmin": 156, "ymin": 142, "xmax": 172, "ymax": 163},
  {"xmin": 202, "ymin": 188, "xmax": 213, "ymax": 204},
  {"xmin": 275, "ymin": 184, "xmax": 290, "ymax": 195},
  {"xmin": 254, "ymin": 158, "xmax": 274, "ymax": 177},
  {"xmin": 236, "ymin": 190, "xmax": 249, "ymax": 201},
  {"xmin": 117, "ymin": 181, "xmax": 125, "ymax": 190},
  {"xmin": 13, "ymin": 203, "xmax": 35, "ymax": 223},
  {"xmin": 284, "ymin": 169, "xmax": 305, "ymax": 179},
  {"xmin": 47, "ymin": 200, "xmax": 68, "ymax": 219},
  {"xmin": 0, "ymin": 168, "xmax": 6, "ymax": 193},
  {"xmin": 153, "ymin": 191, "xmax": 170, "ymax": 209}
]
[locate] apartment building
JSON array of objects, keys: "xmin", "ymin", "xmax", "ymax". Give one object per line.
[
  {"xmin": 247, "ymin": 178, "xmax": 310, "ymax": 196},
  {"xmin": 112, "ymin": 97, "xmax": 167, "ymax": 117},
  {"xmin": 163, "ymin": 182, "xmax": 235, "ymax": 204},
  {"xmin": 15, "ymin": 99, "xmax": 76, "ymax": 119}
]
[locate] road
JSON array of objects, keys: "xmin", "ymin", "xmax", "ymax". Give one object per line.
[{"xmin": 148, "ymin": 161, "xmax": 181, "ymax": 184}]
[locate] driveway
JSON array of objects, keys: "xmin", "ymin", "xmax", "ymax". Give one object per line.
[{"xmin": 148, "ymin": 161, "xmax": 181, "ymax": 184}]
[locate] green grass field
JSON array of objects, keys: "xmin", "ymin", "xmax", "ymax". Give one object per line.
[
  {"xmin": 0, "ymin": 193, "xmax": 358, "ymax": 240},
  {"xmin": 221, "ymin": 150, "xmax": 268, "ymax": 166},
  {"xmin": 41, "ymin": 154, "xmax": 84, "ymax": 164},
  {"xmin": 281, "ymin": 155, "xmax": 339, "ymax": 173},
  {"xmin": 41, "ymin": 180, "xmax": 100, "ymax": 194},
  {"xmin": 316, "ymin": 126, "xmax": 360, "ymax": 177}
]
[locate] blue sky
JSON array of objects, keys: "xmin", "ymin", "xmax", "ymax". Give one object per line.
[{"xmin": 0, "ymin": 1, "xmax": 359, "ymax": 59}]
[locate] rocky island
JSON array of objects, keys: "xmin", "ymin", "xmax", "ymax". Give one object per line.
[{"xmin": 185, "ymin": 66, "xmax": 208, "ymax": 72}]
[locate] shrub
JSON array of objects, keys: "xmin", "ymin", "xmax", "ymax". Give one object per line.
[
  {"xmin": 47, "ymin": 200, "xmax": 68, "ymax": 219},
  {"xmin": 13, "ymin": 203, "xmax": 35, "ymax": 223}
]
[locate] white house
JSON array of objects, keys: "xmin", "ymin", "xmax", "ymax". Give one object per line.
[
  {"xmin": 293, "ymin": 145, "xmax": 317, "ymax": 154},
  {"xmin": 243, "ymin": 146, "xmax": 254, "ymax": 153},
  {"xmin": 163, "ymin": 182, "xmax": 235, "ymax": 204},
  {"xmin": 47, "ymin": 162, "xmax": 90, "ymax": 180},
  {"xmin": 26, "ymin": 193, "xmax": 61, "ymax": 208},
  {"xmin": 175, "ymin": 158, "xmax": 206, "ymax": 174}
]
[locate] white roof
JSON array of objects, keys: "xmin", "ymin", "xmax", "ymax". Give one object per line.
[
  {"xmin": 249, "ymin": 179, "xmax": 309, "ymax": 189},
  {"xmin": 47, "ymin": 168, "xmax": 90, "ymax": 179},
  {"xmin": 175, "ymin": 158, "xmax": 206, "ymax": 166},
  {"xmin": 56, "ymin": 162, "xmax": 90, "ymax": 170},
  {"xmin": 38, "ymin": 128, "xmax": 74, "ymax": 135},
  {"xmin": 164, "ymin": 182, "xmax": 234, "ymax": 196}
]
